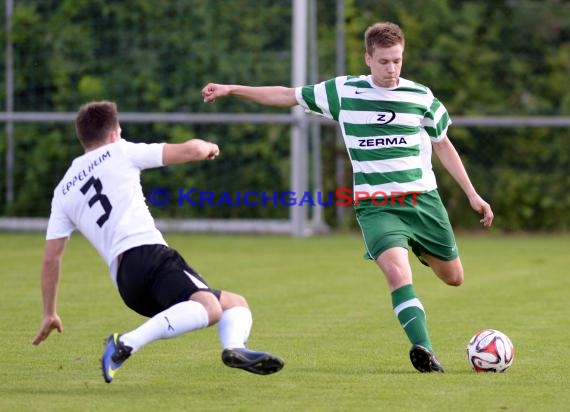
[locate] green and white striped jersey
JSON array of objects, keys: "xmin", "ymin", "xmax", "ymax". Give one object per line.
[{"xmin": 295, "ymin": 75, "xmax": 451, "ymax": 199}]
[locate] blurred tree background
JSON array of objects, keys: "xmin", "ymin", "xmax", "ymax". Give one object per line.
[{"xmin": 0, "ymin": 0, "xmax": 569, "ymax": 231}]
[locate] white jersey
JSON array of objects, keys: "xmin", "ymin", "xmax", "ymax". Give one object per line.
[
  {"xmin": 46, "ymin": 139, "xmax": 167, "ymax": 286},
  {"xmin": 295, "ymin": 75, "xmax": 451, "ymax": 199}
]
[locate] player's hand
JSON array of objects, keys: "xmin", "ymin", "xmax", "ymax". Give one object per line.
[
  {"xmin": 206, "ymin": 142, "xmax": 219, "ymax": 160},
  {"xmin": 32, "ymin": 314, "xmax": 63, "ymax": 345},
  {"xmin": 202, "ymin": 83, "xmax": 229, "ymax": 103},
  {"xmin": 468, "ymin": 194, "xmax": 494, "ymax": 227}
]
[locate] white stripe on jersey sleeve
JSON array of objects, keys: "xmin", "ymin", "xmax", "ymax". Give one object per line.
[{"xmin": 312, "ymin": 81, "xmax": 333, "ymax": 118}]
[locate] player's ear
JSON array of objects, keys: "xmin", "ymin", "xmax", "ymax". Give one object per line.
[
  {"xmin": 110, "ymin": 127, "xmax": 121, "ymax": 142},
  {"xmin": 364, "ymin": 52, "xmax": 371, "ymax": 68}
]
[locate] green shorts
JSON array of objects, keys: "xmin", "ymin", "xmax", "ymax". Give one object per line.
[{"xmin": 355, "ymin": 190, "xmax": 458, "ymax": 262}]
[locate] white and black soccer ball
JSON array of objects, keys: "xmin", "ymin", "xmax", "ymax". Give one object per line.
[{"xmin": 466, "ymin": 329, "xmax": 515, "ymax": 372}]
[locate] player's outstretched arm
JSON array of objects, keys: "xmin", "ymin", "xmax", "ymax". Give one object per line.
[
  {"xmin": 202, "ymin": 83, "xmax": 297, "ymax": 107},
  {"xmin": 432, "ymin": 136, "xmax": 494, "ymax": 227},
  {"xmin": 33, "ymin": 238, "xmax": 67, "ymax": 345},
  {"xmin": 162, "ymin": 138, "xmax": 220, "ymax": 165}
]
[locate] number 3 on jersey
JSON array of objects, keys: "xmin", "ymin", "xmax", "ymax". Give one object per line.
[{"xmin": 80, "ymin": 176, "xmax": 112, "ymax": 227}]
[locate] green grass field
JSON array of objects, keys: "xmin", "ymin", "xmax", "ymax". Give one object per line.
[{"xmin": 0, "ymin": 232, "xmax": 568, "ymax": 411}]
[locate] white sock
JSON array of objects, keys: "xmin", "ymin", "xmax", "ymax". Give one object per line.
[
  {"xmin": 217, "ymin": 306, "xmax": 252, "ymax": 349},
  {"xmin": 120, "ymin": 300, "xmax": 209, "ymax": 353}
]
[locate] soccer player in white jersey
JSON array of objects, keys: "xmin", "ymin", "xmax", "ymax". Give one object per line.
[
  {"xmin": 32, "ymin": 101, "xmax": 284, "ymax": 382},
  {"xmin": 201, "ymin": 22, "xmax": 493, "ymax": 373}
]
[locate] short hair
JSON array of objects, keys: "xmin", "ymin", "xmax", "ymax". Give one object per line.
[
  {"xmin": 75, "ymin": 101, "xmax": 119, "ymax": 149},
  {"xmin": 364, "ymin": 22, "xmax": 405, "ymax": 55}
]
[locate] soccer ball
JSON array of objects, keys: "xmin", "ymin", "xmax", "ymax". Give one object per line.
[{"xmin": 466, "ymin": 329, "xmax": 515, "ymax": 372}]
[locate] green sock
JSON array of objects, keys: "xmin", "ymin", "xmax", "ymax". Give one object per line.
[{"xmin": 391, "ymin": 284, "xmax": 432, "ymax": 351}]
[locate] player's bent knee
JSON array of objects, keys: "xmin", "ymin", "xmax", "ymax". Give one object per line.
[
  {"xmin": 203, "ymin": 302, "xmax": 223, "ymax": 325},
  {"xmin": 445, "ymin": 272, "xmax": 464, "ymax": 287},
  {"xmin": 191, "ymin": 290, "xmax": 223, "ymax": 325},
  {"xmin": 219, "ymin": 291, "xmax": 249, "ymax": 310},
  {"xmin": 429, "ymin": 258, "xmax": 464, "ymax": 286},
  {"xmin": 442, "ymin": 266, "xmax": 464, "ymax": 286}
]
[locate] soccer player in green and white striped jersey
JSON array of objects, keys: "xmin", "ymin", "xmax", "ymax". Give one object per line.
[{"xmin": 202, "ymin": 22, "xmax": 493, "ymax": 373}]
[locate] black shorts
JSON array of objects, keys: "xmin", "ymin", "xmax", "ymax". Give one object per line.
[{"xmin": 116, "ymin": 244, "xmax": 221, "ymax": 317}]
